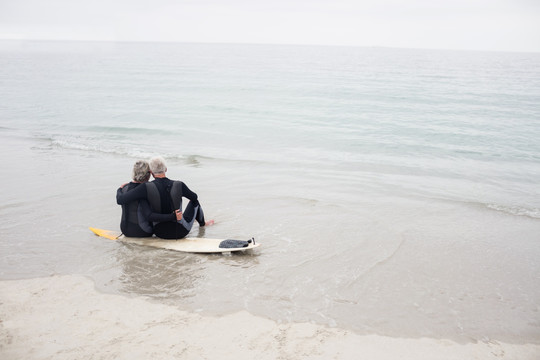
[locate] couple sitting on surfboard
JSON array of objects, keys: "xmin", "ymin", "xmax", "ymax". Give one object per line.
[{"xmin": 116, "ymin": 156, "xmax": 214, "ymax": 239}]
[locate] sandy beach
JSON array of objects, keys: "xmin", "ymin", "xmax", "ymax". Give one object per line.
[{"xmin": 1, "ymin": 275, "xmax": 538, "ymax": 360}]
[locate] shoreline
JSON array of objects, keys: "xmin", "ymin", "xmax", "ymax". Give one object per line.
[{"xmin": 1, "ymin": 275, "xmax": 538, "ymax": 360}]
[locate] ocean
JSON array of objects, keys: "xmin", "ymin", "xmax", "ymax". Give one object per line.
[{"xmin": 1, "ymin": 40, "xmax": 539, "ymax": 343}]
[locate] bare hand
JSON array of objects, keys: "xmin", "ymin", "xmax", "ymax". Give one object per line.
[
  {"xmin": 120, "ymin": 183, "xmax": 128, "ymax": 188},
  {"xmin": 175, "ymin": 210, "xmax": 183, "ymax": 221}
]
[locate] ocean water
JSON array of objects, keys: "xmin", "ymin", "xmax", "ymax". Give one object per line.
[{"xmin": 1, "ymin": 40, "xmax": 539, "ymax": 343}]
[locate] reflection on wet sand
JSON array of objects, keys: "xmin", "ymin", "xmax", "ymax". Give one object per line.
[{"xmin": 113, "ymin": 229, "xmax": 261, "ymax": 303}]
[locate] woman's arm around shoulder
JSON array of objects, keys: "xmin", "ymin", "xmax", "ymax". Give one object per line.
[{"xmin": 116, "ymin": 182, "xmax": 148, "ymax": 205}]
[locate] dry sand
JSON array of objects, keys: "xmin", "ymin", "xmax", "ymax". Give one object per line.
[{"xmin": 1, "ymin": 275, "xmax": 538, "ymax": 360}]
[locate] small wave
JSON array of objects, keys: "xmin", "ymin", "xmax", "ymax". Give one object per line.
[
  {"xmin": 184, "ymin": 154, "xmax": 217, "ymax": 167},
  {"xmin": 415, "ymin": 192, "xmax": 540, "ymax": 220},
  {"xmin": 0, "ymin": 201, "xmax": 27, "ymax": 211},
  {"xmin": 50, "ymin": 137, "xmax": 222, "ymax": 167},
  {"xmin": 81, "ymin": 125, "xmax": 175, "ymax": 136},
  {"xmin": 486, "ymin": 204, "xmax": 540, "ymax": 219},
  {"xmin": 51, "ymin": 138, "xmax": 151, "ymax": 158}
]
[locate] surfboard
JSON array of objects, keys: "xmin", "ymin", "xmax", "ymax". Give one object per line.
[{"xmin": 89, "ymin": 227, "xmax": 260, "ymax": 253}]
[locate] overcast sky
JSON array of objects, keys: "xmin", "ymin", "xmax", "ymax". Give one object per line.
[{"xmin": 1, "ymin": 0, "xmax": 539, "ymax": 52}]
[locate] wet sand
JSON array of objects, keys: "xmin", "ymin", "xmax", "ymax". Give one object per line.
[{"xmin": 1, "ymin": 275, "xmax": 538, "ymax": 360}]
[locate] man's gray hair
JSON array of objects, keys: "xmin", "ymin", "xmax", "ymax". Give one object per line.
[
  {"xmin": 132, "ymin": 160, "xmax": 150, "ymax": 183},
  {"xmin": 149, "ymin": 156, "xmax": 167, "ymax": 175}
]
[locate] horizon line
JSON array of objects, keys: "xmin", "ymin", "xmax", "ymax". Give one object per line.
[{"xmin": 1, "ymin": 37, "xmax": 538, "ymax": 55}]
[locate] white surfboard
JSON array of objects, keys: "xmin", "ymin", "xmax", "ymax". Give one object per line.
[{"xmin": 89, "ymin": 227, "xmax": 260, "ymax": 253}]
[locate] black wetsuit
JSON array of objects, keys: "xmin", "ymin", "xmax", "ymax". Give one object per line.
[
  {"xmin": 116, "ymin": 178, "xmax": 206, "ymax": 239},
  {"xmin": 117, "ymin": 182, "xmax": 176, "ymax": 237}
]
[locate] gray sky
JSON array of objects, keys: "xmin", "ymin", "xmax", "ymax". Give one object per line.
[{"xmin": 1, "ymin": 0, "xmax": 539, "ymax": 52}]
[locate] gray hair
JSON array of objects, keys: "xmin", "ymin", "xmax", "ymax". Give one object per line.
[
  {"xmin": 132, "ymin": 160, "xmax": 151, "ymax": 183},
  {"xmin": 149, "ymin": 156, "xmax": 167, "ymax": 175}
]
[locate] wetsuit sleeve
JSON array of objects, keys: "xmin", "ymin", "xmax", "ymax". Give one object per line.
[
  {"xmin": 182, "ymin": 183, "xmax": 199, "ymax": 203},
  {"xmin": 139, "ymin": 202, "xmax": 176, "ymax": 222},
  {"xmin": 116, "ymin": 183, "xmax": 148, "ymax": 205},
  {"xmin": 149, "ymin": 212, "xmax": 176, "ymax": 222}
]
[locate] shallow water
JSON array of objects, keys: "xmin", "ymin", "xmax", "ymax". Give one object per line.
[{"xmin": 1, "ymin": 40, "xmax": 539, "ymax": 343}]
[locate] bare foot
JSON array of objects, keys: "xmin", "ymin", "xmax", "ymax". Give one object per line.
[{"xmin": 204, "ymin": 219, "xmax": 215, "ymax": 226}]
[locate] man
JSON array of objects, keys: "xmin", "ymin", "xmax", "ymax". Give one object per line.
[
  {"xmin": 117, "ymin": 160, "xmax": 177, "ymax": 237},
  {"xmin": 116, "ymin": 157, "xmax": 213, "ymax": 239}
]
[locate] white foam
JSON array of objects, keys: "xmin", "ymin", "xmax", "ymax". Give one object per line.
[{"xmin": 487, "ymin": 203, "xmax": 540, "ymax": 219}]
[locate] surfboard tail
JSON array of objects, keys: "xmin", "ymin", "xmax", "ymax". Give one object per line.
[{"xmin": 89, "ymin": 227, "xmax": 122, "ymax": 240}]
